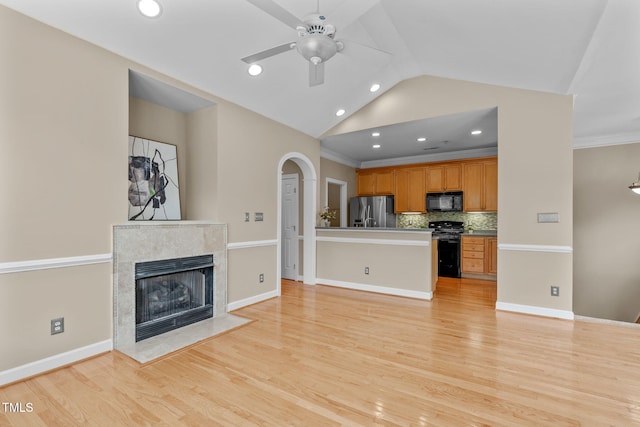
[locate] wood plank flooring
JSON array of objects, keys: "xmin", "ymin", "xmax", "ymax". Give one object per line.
[{"xmin": 2, "ymin": 278, "xmax": 640, "ymax": 426}]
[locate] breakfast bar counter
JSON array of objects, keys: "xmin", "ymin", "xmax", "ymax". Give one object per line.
[{"xmin": 315, "ymin": 227, "xmax": 434, "ymax": 300}]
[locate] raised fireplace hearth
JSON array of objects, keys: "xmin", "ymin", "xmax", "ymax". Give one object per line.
[{"xmin": 113, "ymin": 222, "xmax": 249, "ymax": 363}]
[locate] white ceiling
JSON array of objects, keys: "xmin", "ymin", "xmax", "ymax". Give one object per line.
[{"xmin": 4, "ymin": 0, "xmax": 640, "ymax": 165}]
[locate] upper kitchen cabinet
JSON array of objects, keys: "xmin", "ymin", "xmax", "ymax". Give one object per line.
[
  {"xmin": 426, "ymin": 163, "xmax": 462, "ymax": 192},
  {"xmin": 356, "ymin": 168, "xmax": 395, "ymax": 196},
  {"xmin": 395, "ymin": 167, "xmax": 426, "ymax": 213},
  {"xmin": 463, "ymin": 157, "xmax": 497, "ymax": 212}
]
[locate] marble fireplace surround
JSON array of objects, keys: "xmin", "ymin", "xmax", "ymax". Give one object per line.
[{"xmin": 113, "ymin": 222, "xmax": 250, "ymax": 363}]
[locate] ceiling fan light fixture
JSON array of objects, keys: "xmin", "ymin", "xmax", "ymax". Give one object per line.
[
  {"xmin": 296, "ymin": 34, "xmax": 338, "ymax": 63},
  {"xmin": 247, "ymin": 64, "xmax": 263, "ymax": 76},
  {"xmin": 137, "ymin": 0, "xmax": 162, "ymax": 18}
]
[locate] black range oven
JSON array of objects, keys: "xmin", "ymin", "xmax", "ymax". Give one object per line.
[{"xmin": 429, "ymin": 220, "xmax": 465, "ymax": 278}]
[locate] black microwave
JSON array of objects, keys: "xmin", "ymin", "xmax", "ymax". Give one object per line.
[{"xmin": 426, "ymin": 191, "xmax": 463, "ymax": 212}]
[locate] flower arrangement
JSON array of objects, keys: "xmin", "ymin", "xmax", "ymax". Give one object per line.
[{"xmin": 319, "ymin": 206, "xmax": 336, "ymax": 221}]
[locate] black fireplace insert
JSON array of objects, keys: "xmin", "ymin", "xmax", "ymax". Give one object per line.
[{"xmin": 135, "ymin": 254, "xmax": 214, "ymax": 342}]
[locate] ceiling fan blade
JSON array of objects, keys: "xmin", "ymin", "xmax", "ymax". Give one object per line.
[
  {"xmin": 241, "ymin": 42, "xmax": 296, "ymax": 64},
  {"xmin": 309, "ymin": 62, "xmax": 325, "ymax": 87},
  {"xmin": 245, "ymin": 0, "xmax": 302, "ymax": 29}
]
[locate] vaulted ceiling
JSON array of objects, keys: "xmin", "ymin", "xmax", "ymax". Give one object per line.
[{"xmin": 3, "ymin": 0, "xmax": 639, "ymax": 164}]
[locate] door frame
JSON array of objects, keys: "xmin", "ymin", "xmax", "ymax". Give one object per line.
[
  {"xmin": 281, "ymin": 173, "xmax": 299, "ymax": 280},
  {"xmin": 277, "ymin": 153, "xmax": 317, "ymax": 293},
  {"xmin": 325, "ymin": 177, "xmax": 348, "ymax": 227}
]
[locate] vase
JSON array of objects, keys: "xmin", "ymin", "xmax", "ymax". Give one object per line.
[{"xmin": 322, "ymin": 219, "xmax": 331, "ymax": 227}]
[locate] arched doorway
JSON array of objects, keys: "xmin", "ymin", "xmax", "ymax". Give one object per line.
[{"xmin": 277, "ymin": 153, "xmax": 317, "ymax": 293}]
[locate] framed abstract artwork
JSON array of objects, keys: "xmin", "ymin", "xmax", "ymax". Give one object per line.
[{"xmin": 128, "ymin": 136, "xmax": 181, "ymax": 220}]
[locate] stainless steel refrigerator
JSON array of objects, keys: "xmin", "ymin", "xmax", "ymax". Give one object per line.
[{"xmin": 349, "ymin": 196, "xmax": 396, "ymax": 228}]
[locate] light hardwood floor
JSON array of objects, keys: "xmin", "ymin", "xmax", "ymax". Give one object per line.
[{"xmin": 2, "ymin": 278, "xmax": 640, "ymax": 426}]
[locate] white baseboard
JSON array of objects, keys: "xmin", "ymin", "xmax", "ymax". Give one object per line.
[
  {"xmin": 0, "ymin": 339, "xmax": 113, "ymax": 387},
  {"xmin": 496, "ymin": 301, "xmax": 574, "ymax": 320},
  {"xmin": 317, "ymin": 278, "xmax": 432, "ymax": 300},
  {"xmin": 227, "ymin": 290, "xmax": 279, "ymax": 311}
]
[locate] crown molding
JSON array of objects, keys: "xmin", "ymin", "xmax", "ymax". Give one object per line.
[
  {"xmin": 359, "ymin": 147, "xmax": 498, "ymax": 169},
  {"xmin": 573, "ymin": 131, "xmax": 640, "ymax": 149},
  {"xmin": 320, "ymin": 147, "xmax": 361, "ymax": 168}
]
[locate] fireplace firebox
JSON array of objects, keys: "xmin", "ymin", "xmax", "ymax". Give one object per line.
[{"xmin": 135, "ymin": 254, "xmax": 214, "ymax": 342}]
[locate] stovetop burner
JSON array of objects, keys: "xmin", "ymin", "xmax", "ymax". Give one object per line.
[{"xmin": 429, "ymin": 221, "xmax": 465, "ymax": 234}]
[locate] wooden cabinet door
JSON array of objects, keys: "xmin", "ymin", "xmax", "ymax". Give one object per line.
[
  {"xmin": 357, "ymin": 171, "xmax": 376, "ymax": 195},
  {"xmin": 407, "ymin": 167, "xmax": 426, "ymax": 211},
  {"xmin": 484, "ymin": 159, "xmax": 498, "ymax": 212},
  {"xmin": 375, "ymin": 170, "xmax": 395, "ymax": 195},
  {"xmin": 463, "ymin": 162, "xmax": 483, "ymax": 211},
  {"xmin": 487, "ymin": 237, "xmax": 498, "ymax": 275},
  {"xmin": 463, "ymin": 158, "xmax": 497, "ymax": 212},
  {"xmin": 427, "ymin": 163, "xmax": 462, "ymax": 192},
  {"xmin": 444, "ymin": 164, "xmax": 462, "ymax": 190},
  {"xmin": 425, "ymin": 166, "xmax": 445, "ymax": 192},
  {"xmin": 395, "ymin": 168, "xmax": 425, "ymax": 212},
  {"xmin": 394, "ymin": 169, "xmax": 409, "ymax": 212}
]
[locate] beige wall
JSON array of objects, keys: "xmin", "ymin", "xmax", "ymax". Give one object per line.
[
  {"xmin": 316, "ymin": 230, "xmax": 431, "ymax": 294},
  {"xmin": 0, "ymin": 7, "xmax": 128, "ymax": 371},
  {"xmin": 0, "ymin": 5, "xmax": 320, "ymax": 373},
  {"xmin": 129, "ymin": 97, "xmax": 189, "ymax": 218},
  {"xmin": 324, "ymin": 76, "xmax": 574, "ymax": 313},
  {"xmin": 185, "ymin": 105, "xmax": 219, "ymax": 220},
  {"xmin": 574, "ymin": 143, "xmax": 640, "ymax": 322}
]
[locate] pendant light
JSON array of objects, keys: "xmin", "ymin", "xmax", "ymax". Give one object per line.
[{"xmin": 629, "ymin": 172, "xmax": 640, "ymax": 194}]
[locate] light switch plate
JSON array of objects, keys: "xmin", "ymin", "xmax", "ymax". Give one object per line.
[{"xmin": 537, "ymin": 212, "xmax": 559, "ymax": 223}]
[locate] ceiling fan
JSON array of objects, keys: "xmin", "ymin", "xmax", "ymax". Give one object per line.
[{"xmin": 242, "ymin": 0, "xmax": 372, "ymax": 86}]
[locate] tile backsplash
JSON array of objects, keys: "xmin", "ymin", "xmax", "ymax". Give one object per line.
[{"xmin": 397, "ymin": 212, "xmax": 497, "ymax": 230}]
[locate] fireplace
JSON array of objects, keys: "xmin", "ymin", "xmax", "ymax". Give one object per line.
[
  {"xmin": 135, "ymin": 254, "xmax": 214, "ymax": 342},
  {"xmin": 113, "ymin": 223, "xmax": 250, "ymax": 364}
]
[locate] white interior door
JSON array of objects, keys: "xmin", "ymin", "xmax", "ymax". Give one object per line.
[{"xmin": 281, "ymin": 174, "xmax": 299, "ymax": 280}]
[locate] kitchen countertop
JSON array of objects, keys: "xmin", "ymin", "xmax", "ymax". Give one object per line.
[
  {"xmin": 316, "ymin": 226, "xmax": 432, "ymax": 233},
  {"xmin": 316, "ymin": 227, "xmax": 497, "ymax": 236},
  {"xmin": 463, "ymin": 230, "xmax": 497, "ymax": 236}
]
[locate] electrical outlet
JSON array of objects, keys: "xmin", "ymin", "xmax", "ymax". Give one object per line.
[
  {"xmin": 365, "ymin": 267, "xmax": 369, "ymax": 275},
  {"xmin": 551, "ymin": 286, "xmax": 559, "ymax": 297},
  {"xmin": 259, "ymin": 273, "xmax": 264, "ymax": 283},
  {"xmin": 51, "ymin": 317, "xmax": 64, "ymax": 335}
]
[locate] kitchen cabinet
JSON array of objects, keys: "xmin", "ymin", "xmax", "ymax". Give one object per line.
[
  {"xmin": 487, "ymin": 237, "xmax": 498, "ymax": 275},
  {"xmin": 463, "ymin": 158, "xmax": 497, "ymax": 212},
  {"xmin": 356, "ymin": 169, "xmax": 395, "ymax": 195},
  {"xmin": 395, "ymin": 167, "xmax": 426, "ymax": 213},
  {"xmin": 461, "ymin": 235, "xmax": 497, "ymax": 278},
  {"xmin": 426, "ymin": 163, "xmax": 462, "ymax": 192}
]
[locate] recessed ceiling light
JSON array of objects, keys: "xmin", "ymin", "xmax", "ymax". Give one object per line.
[
  {"xmin": 370, "ymin": 83, "xmax": 381, "ymax": 92},
  {"xmin": 372, "ymin": 132, "xmax": 380, "ymax": 137},
  {"xmin": 417, "ymin": 137, "xmax": 427, "ymax": 142},
  {"xmin": 336, "ymin": 109, "xmax": 346, "ymax": 117},
  {"xmin": 247, "ymin": 64, "xmax": 262, "ymax": 76},
  {"xmin": 471, "ymin": 130, "xmax": 482, "ymax": 135},
  {"xmin": 372, "ymin": 144, "xmax": 381, "ymax": 149},
  {"xmin": 138, "ymin": 0, "xmax": 162, "ymax": 18}
]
